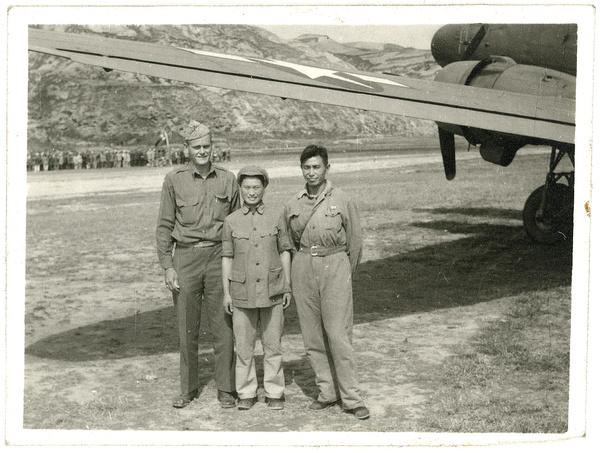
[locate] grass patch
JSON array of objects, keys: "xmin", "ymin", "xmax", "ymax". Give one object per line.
[
  {"xmin": 413, "ymin": 287, "xmax": 571, "ymax": 433},
  {"xmin": 85, "ymin": 394, "xmax": 138, "ymax": 420}
]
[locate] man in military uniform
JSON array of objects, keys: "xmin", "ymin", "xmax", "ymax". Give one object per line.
[
  {"xmin": 221, "ymin": 166, "xmax": 292, "ymax": 411},
  {"xmin": 156, "ymin": 120, "xmax": 240, "ymax": 409},
  {"xmin": 280, "ymin": 144, "xmax": 370, "ymax": 420}
]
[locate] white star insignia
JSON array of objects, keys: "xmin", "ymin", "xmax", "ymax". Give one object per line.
[
  {"xmin": 261, "ymin": 60, "xmax": 373, "ymax": 89},
  {"xmin": 179, "ymin": 47, "xmax": 408, "ymax": 89}
]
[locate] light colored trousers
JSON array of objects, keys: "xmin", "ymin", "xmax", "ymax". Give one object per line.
[
  {"xmin": 232, "ymin": 304, "xmax": 285, "ymax": 399},
  {"xmin": 291, "ymin": 251, "xmax": 363, "ymax": 410}
]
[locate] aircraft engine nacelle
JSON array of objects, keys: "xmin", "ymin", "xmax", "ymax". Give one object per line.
[{"xmin": 433, "ymin": 56, "xmax": 576, "ymax": 179}]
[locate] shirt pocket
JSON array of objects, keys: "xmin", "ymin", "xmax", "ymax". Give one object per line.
[
  {"xmin": 211, "ymin": 186, "xmax": 232, "ymax": 221},
  {"xmin": 325, "ymin": 206, "xmax": 343, "ymax": 231},
  {"xmin": 229, "ymin": 270, "xmax": 248, "ymax": 301},
  {"xmin": 267, "ymin": 267, "xmax": 285, "ymax": 298},
  {"xmin": 261, "ymin": 227, "xmax": 282, "ymax": 261},
  {"xmin": 233, "ymin": 230, "xmax": 250, "ymax": 240},
  {"xmin": 286, "ymin": 208, "xmax": 302, "ymax": 243},
  {"xmin": 260, "ymin": 227, "xmax": 279, "ymax": 239},
  {"xmin": 175, "ymin": 193, "xmax": 199, "ymax": 226},
  {"xmin": 286, "ymin": 207, "xmax": 300, "ymax": 223}
]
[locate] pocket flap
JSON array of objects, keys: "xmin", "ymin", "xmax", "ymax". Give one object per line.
[
  {"xmin": 175, "ymin": 194, "xmax": 199, "ymax": 207},
  {"xmin": 287, "ymin": 208, "xmax": 300, "ymax": 220},
  {"xmin": 260, "ymin": 227, "xmax": 278, "ymax": 237},
  {"xmin": 269, "ymin": 267, "xmax": 283, "ymax": 279},
  {"xmin": 229, "ymin": 270, "xmax": 246, "ymax": 283},
  {"xmin": 326, "ymin": 206, "xmax": 341, "ymax": 216},
  {"xmin": 232, "ymin": 230, "xmax": 250, "ymax": 239},
  {"xmin": 214, "ymin": 193, "xmax": 230, "ymax": 203},
  {"xmin": 212, "ymin": 185, "xmax": 231, "ymax": 202}
]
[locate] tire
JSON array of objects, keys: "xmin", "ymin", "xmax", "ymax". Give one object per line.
[{"xmin": 523, "ymin": 184, "xmax": 574, "ymax": 244}]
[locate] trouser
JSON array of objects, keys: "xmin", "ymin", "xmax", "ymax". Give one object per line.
[
  {"xmin": 291, "ymin": 251, "xmax": 362, "ymax": 410},
  {"xmin": 232, "ymin": 304, "xmax": 285, "ymax": 400},
  {"xmin": 172, "ymin": 243, "xmax": 235, "ymax": 395}
]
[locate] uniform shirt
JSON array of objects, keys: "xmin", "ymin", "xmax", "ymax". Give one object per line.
[
  {"xmin": 280, "ymin": 180, "xmax": 363, "ymax": 273},
  {"xmin": 222, "ymin": 203, "xmax": 291, "ymax": 308},
  {"xmin": 156, "ymin": 163, "xmax": 240, "ymax": 269}
]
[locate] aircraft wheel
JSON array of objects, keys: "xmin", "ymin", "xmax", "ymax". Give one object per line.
[{"xmin": 523, "ymin": 184, "xmax": 573, "ymax": 244}]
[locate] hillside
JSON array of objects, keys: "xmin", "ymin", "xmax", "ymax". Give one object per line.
[{"xmin": 27, "ymin": 24, "xmax": 440, "ymax": 152}]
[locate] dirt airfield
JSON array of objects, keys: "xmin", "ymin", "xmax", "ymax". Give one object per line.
[{"xmin": 20, "ymin": 140, "xmax": 573, "ymax": 441}]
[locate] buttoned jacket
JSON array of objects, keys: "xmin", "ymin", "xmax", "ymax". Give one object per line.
[{"xmin": 222, "ymin": 203, "xmax": 291, "ymax": 308}]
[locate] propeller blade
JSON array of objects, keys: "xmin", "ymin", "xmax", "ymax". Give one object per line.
[
  {"xmin": 462, "ymin": 24, "xmax": 488, "ymax": 60},
  {"xmin": 438, "ymin": 127, "xmax": 456, "ymax": 180}
]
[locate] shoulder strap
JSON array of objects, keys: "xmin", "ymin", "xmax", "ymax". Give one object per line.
[{"xmin": 294, "ymin": 192, "xmax": 329, "ymax": 250}]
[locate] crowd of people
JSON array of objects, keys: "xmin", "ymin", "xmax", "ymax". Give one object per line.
[{"xmin": 26, "ymin": 141, "xmax": 231, "ymax": 172}]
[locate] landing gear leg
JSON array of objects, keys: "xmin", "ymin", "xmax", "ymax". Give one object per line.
[{"xmin": 522, "ymin": 145, "xmax": 574, "ymax": 244}]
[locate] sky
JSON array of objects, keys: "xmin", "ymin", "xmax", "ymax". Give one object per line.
[{"xmin": 259, "ymin": 24, "xmax": 442, "ymax": 50}]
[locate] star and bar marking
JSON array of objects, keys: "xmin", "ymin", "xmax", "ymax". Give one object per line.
[{"xmin": 179, "ymin": 47, "xmax": 408, "ymax": 92}]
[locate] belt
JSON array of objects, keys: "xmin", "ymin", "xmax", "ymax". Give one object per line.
[
  {"xmin": 297, "ymin": 245, "xmax": 346, "ymax": 257},
  {"xmin": 176, "ymin": 240, "xmax": 220, "ymax": 248}
]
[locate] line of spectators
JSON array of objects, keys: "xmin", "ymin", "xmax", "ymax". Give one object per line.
[
  {"xmin": 27, "ymin": 141, "xmax": 231, "ymax": 172},
  {"xmin": 26, "ymin": 147, "xmax": 190, "ymax": 172}
]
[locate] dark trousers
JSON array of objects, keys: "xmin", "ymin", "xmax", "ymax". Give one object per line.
[{"xmin": 172, "ymin": 243, "xmax": 235, "ymax": 395}]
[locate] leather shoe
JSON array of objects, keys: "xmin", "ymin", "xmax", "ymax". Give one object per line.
[
  {"xmin": 352, "ymin": 406, "xmax": 370, "ymax": 420},
  {"xmin": 237, "ymin": 397, "xmax": 257, "ymax": 410},
  {"xmin": 217, "ymin": 390, "xmax": 237, "ymax": 409},
  {"xmin": 172, "ymin": 390, "xmax": 198, "ymax": 408},
  {"xmin": 266, "ymin": 397, "xmax": 285, "ymax": 410},
  {"xmin": 308, "ymin": 399, "xmax": 340, "ymax": 411}
]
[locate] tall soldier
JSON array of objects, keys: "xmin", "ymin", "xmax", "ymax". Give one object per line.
[
  {"xmin": 156, "ymin": 120, "xmax": 239, "ymax": 409},
  {"xmin": 280, "ymin": 144, "xmax": 370, "ymax": 420}
]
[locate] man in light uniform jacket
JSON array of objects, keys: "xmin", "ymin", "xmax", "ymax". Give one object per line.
[
  {"xmin": 156, "ymin": 120, "xmax": 239, "ymax": 409},
  {"xmin": 221, "ymin": 165, "xmax": 292, "ymax": 411},
  {"xmin": 280, "ymin": 144, "xmax": 370, "ymax": 420}
]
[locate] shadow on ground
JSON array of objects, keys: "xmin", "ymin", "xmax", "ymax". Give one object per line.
[
  {"xmin": 412, "ymin": 206, "xmax": 523, "ymax": 221},
  {"xmin": 25, "ymin": 206, "xmax": 572, "ymax": 362},
  {"xmin": 353, "ymin": 210, "xmax": 572, "ymax": 325}
]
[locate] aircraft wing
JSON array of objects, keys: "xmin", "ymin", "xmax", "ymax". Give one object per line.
[{"xmin": 28, "ymin": 28, "xmax": 575, "ymax": 144}]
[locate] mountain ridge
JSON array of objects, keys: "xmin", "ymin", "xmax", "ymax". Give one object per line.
[{"xmin": 27, "ymin": 24, "xmax": 440, "ymax": 151}]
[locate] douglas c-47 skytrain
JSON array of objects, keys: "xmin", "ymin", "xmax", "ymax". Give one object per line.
[{"xmin": 28, "ymin": 24, "xmax": 577, "ymax": 244}]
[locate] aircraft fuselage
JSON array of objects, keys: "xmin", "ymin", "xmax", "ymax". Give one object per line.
[
  {"xmin": 431, "ymin": 24, "xmax": 577, "ymax": 76},
  {"xmin": 431, "ymin": 23, "xmax": 576, "ymax": 244}
]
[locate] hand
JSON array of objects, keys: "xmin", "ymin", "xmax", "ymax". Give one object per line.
[
  {"xmin": 223, "ymin": 294, "xmax": 233, "ymax": 315},
  {"xmin": 164, "ymin": 268, "xmax": 179, "ymax": 292},
  {"xmin": 282, "ymin": 292, "xmax": 292, "ymax": 309}
]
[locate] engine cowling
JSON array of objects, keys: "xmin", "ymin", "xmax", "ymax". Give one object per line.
[{"xmin": 435, "ymin": 57, "xmax": 576, "ymax": 166}]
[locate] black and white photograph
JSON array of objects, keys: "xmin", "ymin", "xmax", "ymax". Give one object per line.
[{"xmin": 3, "ymin": 1, "xmax": 598, "ymax": 449}]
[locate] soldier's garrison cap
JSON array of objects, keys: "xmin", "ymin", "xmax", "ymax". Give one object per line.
[{"xmin": 181, "ymin": 120, "xmax": 211, "ymax": 142}]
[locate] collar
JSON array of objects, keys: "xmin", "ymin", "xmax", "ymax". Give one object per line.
[
  {"xmin": 187, "ymin": 162, "xmax": 216, "ymax": 178},
  {"xmin": 242, "ymin": 202, "xmax": 265, "ymax": 215},
  {"xmin": 298, "ymin": 180, "xmax": 332, "ymax": 202}
]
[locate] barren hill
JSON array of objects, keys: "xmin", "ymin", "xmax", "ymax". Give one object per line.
[{"xmin": 27, "ymin": 24, "xmax": 439, "ymax": 152}]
